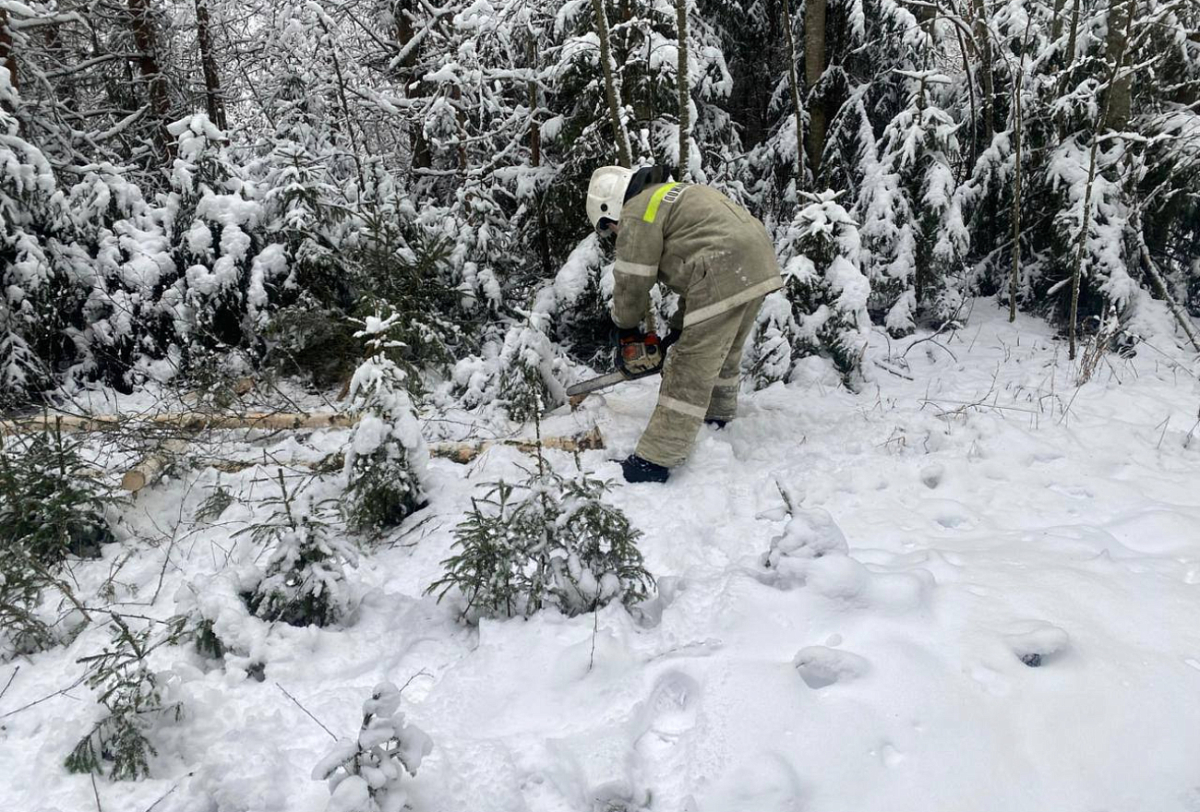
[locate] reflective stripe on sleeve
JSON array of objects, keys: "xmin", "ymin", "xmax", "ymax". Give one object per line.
[{"xmin": 614, "ymin": 259, "xmax": 659, "ymax": 277}]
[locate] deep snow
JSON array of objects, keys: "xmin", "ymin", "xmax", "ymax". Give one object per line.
[{"xmin": 3, "ymin": 305, "xmax": 1200, "ymax": 812}]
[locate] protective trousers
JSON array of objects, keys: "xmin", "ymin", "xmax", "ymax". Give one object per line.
[{"xmin": 635, "ymin": 296, "xmax": 765, "ymax": 468}]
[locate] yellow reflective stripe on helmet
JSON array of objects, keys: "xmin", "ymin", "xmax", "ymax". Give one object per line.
[{"xmin": 642, "ymin": 182, "xmax": 680, "ymax": 223}]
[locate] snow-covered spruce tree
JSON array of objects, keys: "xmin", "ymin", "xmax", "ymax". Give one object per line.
[
  {"xmin": 428, "ymin": 439, "xmax": 653, "ymax": 621},
  {"xmin": 868, "ymin": 71, "xmax": 967, "ymax": 331},
  {"xmin": 343, "ymin": 313, "xmax": 429, "ymax": 534},
  {"xmin": 313, "ymin": 681, "xmax": 433, "ymax": 812},
  {"xmin": 0, "ymin": 77, "xmax": 80, "ymax": 406},
  {"xmin": 239, "ymin": 472, "xmax": 358, "ymax": 628},
  {"xmin": 774, "ymin": 190, "xmax": 871, "ymax": 385},
  {"xmin": 65, "ymin": 615, "xmax": 186, "ymax": 781},
  {"xmin": 167, "ymin": 114, "xmax": 268, "ymax": 376},
  {"xmin": 452, "ymin": 297, "xmax": 572, "ymax": 425}
]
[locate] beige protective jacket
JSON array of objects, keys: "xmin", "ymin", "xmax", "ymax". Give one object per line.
[{"xmin": 612, "ymin": 182, "xmax": 783, "ymax": 330}]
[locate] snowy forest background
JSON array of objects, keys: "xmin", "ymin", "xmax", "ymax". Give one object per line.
[
  {"xmin": 2, "ymin": 0, "xmax": 1200, "ymax": 809},
  {"xmin": 1, "ymin": 0, "xmax": 1198, "ymax": 408}
]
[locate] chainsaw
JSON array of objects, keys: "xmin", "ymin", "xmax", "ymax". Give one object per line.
[{"xmin": 567, "ymin": 330, "xmax": 678, "ymax": 399}]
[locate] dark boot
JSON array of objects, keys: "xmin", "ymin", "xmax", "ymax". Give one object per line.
[
  {"xmin": 704, "ymin": 418, "xmax": 728, "ymax": 429},
  {"xmin": 620, "ymin": 454, "xmax": 670, "ymax": 483}
]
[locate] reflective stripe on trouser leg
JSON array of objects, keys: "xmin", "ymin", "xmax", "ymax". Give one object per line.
[
  {"xmin": 635, "ymin": 297, "xmax": 762, "ymax": 468},
  {"xmin": 706, "ymin": 295, "xmax": 765, "ymax": 421}
]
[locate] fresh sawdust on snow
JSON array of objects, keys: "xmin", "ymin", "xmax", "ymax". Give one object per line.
[{"xmin": 3, "ymin": 306, "xmax": 1200, "ymax": 812}]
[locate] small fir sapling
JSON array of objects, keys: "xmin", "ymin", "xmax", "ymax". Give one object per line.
[
  {"xmin": 313, "ymin": 681, "xmax": 433, "ymax": 812},
  {"xmin": 343, "ymin": 313, "xmax": 429, "ymax": 533},
  {"xmin": 428, "ymin": 417, "xmax": 653, "ymax": 621},
  {"xmin": 240, "ymin": 471, "xmax": 358, "ymax": 628},
  {"xmin": 65, "ymin": 615, "xmax": 186, "ymax": 781}
]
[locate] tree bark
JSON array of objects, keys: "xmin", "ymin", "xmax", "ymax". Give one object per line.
[
  {"xmin": 194, "ymin": 0, "xmax": 226, "ymax": 131},
  {"xmin": 393, "ymin": 0, "xmax": 431, "ymax": 170},
  {"xmin": 1065, "ymin": 0, "xmax": 1081, "ymax": 67},
  {"xmin": 0, "ymin": 6, "xmax": 16, "ymax": 95},
  {"xmin": 1009, "ymin": 65, "xmax": 1024, "ymax": 322},
  {"xmin": 676, "ymin": 0, "xmax": 690, "ymax": 180},
  {"xmin": 127, "ymin": 0, "xmax": 175, "ymax": 161},
  {"xmin": 780, "ymin": 0, "xmax": 805, "ymax": 182},
  {"xmin": 528, "ymin": 39, "xmax": 552, "ymax": 277},
  {"xmin": 972, "ymin": 0, "xmax": 994, "ymax": 142},
  {"xmin": 1103, "ymin": 0, "xmax": 1136, "ymax": 132},
  {"xmin": 591, "ymin": 0, "xmax": 632, "ymax": 167},
  {"xmin": 1068, "ymin": 0, "xmax": 1136, "ymax": 359},
  {"xmin": 803, "ymin": 0, "xmax": 828, "ymax": 175}
]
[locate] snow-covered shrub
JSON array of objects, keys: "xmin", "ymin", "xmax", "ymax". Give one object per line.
[
  {"xmin": 0, "ymin": 550, "xmax": 57, "ymax": 661},
  {"xmin": 313, "ymin": 681, "xmax": 433, "ymax": 812},
  {"xmin": 343, "ymin": 314, "xmax": 429, "ymax": 533},
  {"xmin": 777, "ymin": 190, "xmax": 871, "ymax": 385},
  {"xmin": 65, "ymin": 615, "xmax": 186, "ymax": 781},
  {"xmin": 0, "ymin": 427, "xmax": 117, "ymax": 566},
  {"xmin": 239, "ymin": 474, "xmax": 358, "ymax": 628},
  {"xmin": 428, "ymin": 461, "xmax": 654, "ymax": 621},
  {"xmin": 0, "ymin": 84, "xmax": 76, "ymax": 406},
  {"xmin": 452, "ymin": 304, "xmax": 571, "ymax": 425}
]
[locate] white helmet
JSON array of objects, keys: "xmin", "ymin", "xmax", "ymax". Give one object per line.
[{"xmin": 586, "ymin": 166, "xmax": 633, "ymax": 232}]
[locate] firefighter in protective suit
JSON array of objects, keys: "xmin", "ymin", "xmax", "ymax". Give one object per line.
[{"xmin": 587, "ymin": 165, "xmax": 783, "ymax": 483}]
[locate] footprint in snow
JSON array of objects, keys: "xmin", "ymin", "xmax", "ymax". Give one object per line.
[
  {"xmin": 632, "ymin": 671, "xmax": 702, "ymax": 807},
  {"xmin": 793, "ymin": 645, "xmax": 870, "ymax": 689},
  {"xmin": 1003, "ymin": 621, "xmax": 1070, "ymax": 667},
  {"xmin": 920, "ymin": 463, "xmax": 945, "ymax": 489}
]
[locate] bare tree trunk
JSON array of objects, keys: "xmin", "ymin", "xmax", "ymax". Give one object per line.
[
  {"xmin": 803, "ymin": 0, "xmax": 828, "ymax": 176},
  {"xmin": 971, "ymin": 0, "xmax": 994, "ymax": 142},
  {"xmin": 1065, "ymin": 0, "xmax": 1081, "ymax": 66},
  {"xmin": 780, "ymin": 0, "xmax": 805, "ymax": 182},
  {"xmin": 1068, "ymin": 0, "xmax": 1136, "ymax": 359},
  {"xmin": 393, "ymin": 1, "xmax": 431, "ymax": 170},
  {"xmin": 195, "ymin": 0, "xmax": 226, "ymax": 131},
  {"xmin": 1051, "ymin": 0, "xmax": 1066, "ymax": 45},
  {"xmin": 676, "ymin": 0, "xmax": 690, "ymax": 180},
  {"xmin": 1103, "ymin": 0, "xmax": 1136, "ymax": 131},
  {"xmin": 1009, "ymin": 77, "xmax": 1023, "ymax": 322},
  {"xmin": 0, "ymin": 6, "xmax": 16, "ymax": 95},
  {"xmin": 591, "ymin": 0, "xmax": 632, "ymax": 168},
  {"xmin": 528, "ymin": 39, "xmax": 552, "ymax": 278},
  {"xmin": 128, "ymin": 0, "xmax": 175, "ymax": 160},
  {"xmin": 1009, "ymin": 16, "xmax": 1033, "ymax": 322}
]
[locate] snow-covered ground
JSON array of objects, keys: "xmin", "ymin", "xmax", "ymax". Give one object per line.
[{"xmin": 5, "ymin": 304, "xmax": 1200, "ymax": 812}]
